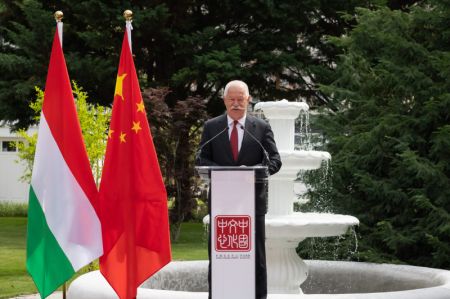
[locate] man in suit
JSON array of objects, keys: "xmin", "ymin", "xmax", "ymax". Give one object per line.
[{"xmin": 196, "ymin": 80, "xmax": 282, "ymax": 299}]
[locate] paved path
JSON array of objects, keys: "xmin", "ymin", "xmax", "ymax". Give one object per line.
[{"xmin": 9, "ymin": 292, "xmax": 62, "ymax": 299}]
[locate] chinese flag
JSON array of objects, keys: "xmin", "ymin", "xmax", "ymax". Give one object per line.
[{"xmin": 99, "ymin": 29, "xmax": 171, "ymax": 299}]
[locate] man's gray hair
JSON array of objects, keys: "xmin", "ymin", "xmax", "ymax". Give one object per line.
[{"xmin": 223, "ymin": 80, "xmax": 250, "ymax": 98}]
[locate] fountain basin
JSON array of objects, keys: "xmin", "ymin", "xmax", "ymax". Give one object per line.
[
  {"xmin": 266, "ymin": 213, "xmax": 359, "ymax": 241},
  {"xmin": 255, "ymin": 100, "xmax": 309, "ymax": 119},
  {"xmin": 201, "ymin": 213, "xmax": 358, "ymax": 238},
  {"xmin": 67, "ymin": 260, "xmax": 450, "ymax": 299},
  {"xmin": 273, "ymin": 151, "xmax": 331, "ymax": 176}
]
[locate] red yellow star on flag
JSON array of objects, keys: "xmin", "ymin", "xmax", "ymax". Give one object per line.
[
  {"xmin": 119, "ymin": 132, "xmax": 126, "ymax": 143},
  {"xmin": 136, "ymin": 100, "xmax": 145, "ymax": 113},
  {"xmin": 108, "ymin": 129, "xmax": 114, "ymax": 139},
  {"xmin": 132, "ymin": 121, "xmax": 142, "ymax": 134},
  {"xmin": 115, "ymin": 73, "xmax": 127, "ymax": 100}
]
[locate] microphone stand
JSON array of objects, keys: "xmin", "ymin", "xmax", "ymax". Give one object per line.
[
  {"xmin": 239, "ymin": 125, "xmax": 270, "ymax": 175},
  {"xmin": 195, "ymin": 126, "xmax": 229, "ymax": 165}
]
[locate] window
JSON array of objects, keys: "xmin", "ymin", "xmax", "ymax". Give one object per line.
[{"xmin": 1, "ymin": 140, "xmax": 18, "ymax": 152}]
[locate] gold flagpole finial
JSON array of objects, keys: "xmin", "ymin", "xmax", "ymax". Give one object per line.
[
  {"xmin": 54, "ymin": 11, "xmax": 64, "ymax": 22},
  {"xmin": 123, "ymin": 10, "xmax": 133, "ymax": 21}
]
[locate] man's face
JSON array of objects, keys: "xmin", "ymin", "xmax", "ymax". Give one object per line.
[{"xmin": 223, "ymin": 85, "xmax": 251, "ymax": 120}]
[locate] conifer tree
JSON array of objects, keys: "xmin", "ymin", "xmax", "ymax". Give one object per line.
[{"xmin": 315, "ymin": 0, "xmax": 450, "ymax": 268}]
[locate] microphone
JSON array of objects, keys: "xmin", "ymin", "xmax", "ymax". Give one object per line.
[
  {"xmin": 195, "ymin": 125, "xmax": 229, "ymax": 164},
  {"xmin": 239, "ymin": 124, "xmax": 271, "ymax": 167}
]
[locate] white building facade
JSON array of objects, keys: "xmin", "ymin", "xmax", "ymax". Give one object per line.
[{"xmin": 0, "ymin": 124, "xmax": 37, "ymax": 202}]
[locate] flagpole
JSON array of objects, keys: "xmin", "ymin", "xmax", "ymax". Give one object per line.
[
  {"xmin": 54, "ymin": 11, "xmax": 63, "ymax": 47},
  {"xmin": 54, "ymin": 12, "xmax": 68, "ymax": 299},
  {"xmin": 123, "ymin": 10, "xmax": 133, "ymax": 53}
]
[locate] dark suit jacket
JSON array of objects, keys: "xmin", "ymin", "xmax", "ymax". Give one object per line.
[{"xmin": 196, "ymin": 113, "xmax": 282, "ymax": 214}]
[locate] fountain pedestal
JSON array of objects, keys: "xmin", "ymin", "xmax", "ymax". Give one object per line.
[{"xmin": 266, "ymin": 240, "xmax": 307, "ymax": 294}]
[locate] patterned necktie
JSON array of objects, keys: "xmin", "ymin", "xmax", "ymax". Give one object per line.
[{"xmin": 230, "ymin": 120, "xmax": 239, "ymax": 161}]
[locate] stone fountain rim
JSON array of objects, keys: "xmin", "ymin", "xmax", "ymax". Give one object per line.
[
  {"xmin": 202, "ymin": 212, "xmax": 359, "ymax": 227},
  {"xmin": 254, "ymin": 99, "xmax": 309, "ymax": 111},
  {"xmin": 264, "ymin": 213, "xmax": 359, "ymax": 239},
  {"xmin": 265, "ymin": 212, "xmax": 359, "ymax": 225},
  {"xmin": 278, "ymin": 150, "xmax": 331, "ymax": 159},
  {"xmin": 68, "ymin": 260, "xmax": 450, "ymax": 299},
  {"xmin": 266, "ymin": 212, "xmax": 359, "ymax": 227}
]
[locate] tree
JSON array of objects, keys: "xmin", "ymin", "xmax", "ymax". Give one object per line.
[
  {"xmin": 0, "ymin": 1, "xmax": 54, "ymax": 129},
  {"xmin": 1, "ymin": 0, "xmax": 383, "ymax": 128},
  {"xmin": 143, "ymin": 87, "xmax": 208, "ymax": 241},
  {"xmin": 313, "ymin": 0, "xmax": 450, "ymax": 268},
  {"xmin": 17, "ymin": 82, "xmax": 111, "ymax": 185}
]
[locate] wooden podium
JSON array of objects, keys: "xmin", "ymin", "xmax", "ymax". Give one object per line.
[{"xmin": 196, "ymin": 166, "xmax": 268, "ymax": 299}]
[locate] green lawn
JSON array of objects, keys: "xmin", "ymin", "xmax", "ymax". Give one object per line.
[
  {"xmin": 0, "ymin": 217, "xmax": 35, "ymax": 299},
  {"xmin": 0, "ymin": 217, "xmax": 207, "ymax": 299},
  {"xmin": 171, "ymin": 222, "xmax": 208, "ymax": 260}
]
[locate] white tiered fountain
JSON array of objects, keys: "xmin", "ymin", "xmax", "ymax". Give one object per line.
[
  {"xmin": 68, "ymin": 100, "xmax": 450, "ymax": 299},
  {"xmin": 255, "ymin": 100, "xmax": 358, "ymax": 294}
]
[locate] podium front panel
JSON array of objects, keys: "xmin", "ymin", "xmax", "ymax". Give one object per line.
[{"xmin": 211, "ymin": 170, "xmax": 255, "ymax": 299}]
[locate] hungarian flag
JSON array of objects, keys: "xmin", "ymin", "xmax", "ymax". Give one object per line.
[
  {"xmin": 99, "ymin": 29, "xmax": 171, "ymax": 299},
  {"xmin": 26, "ymin": 26, "xmax": 103, "ymax": 298}
]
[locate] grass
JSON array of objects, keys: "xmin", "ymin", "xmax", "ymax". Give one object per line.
[
  {"xmin": 171, "ymin": 222, "xmax": 208, "ymax": 260},
  {"xmin": 0, "ymin": 217, "xmax": 35, "ymax": 299},
  {"xmin": 0, "ymin": 202, "xmax": 28, "ymax": 217},
  {"xmin": 0, "ymin": 217, "xmax": 207, "ymax": 299}
]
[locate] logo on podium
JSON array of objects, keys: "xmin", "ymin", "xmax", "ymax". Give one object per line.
[{"xmin": 215, "ymin": 215, "xmax": 251, "ymax": 252}]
